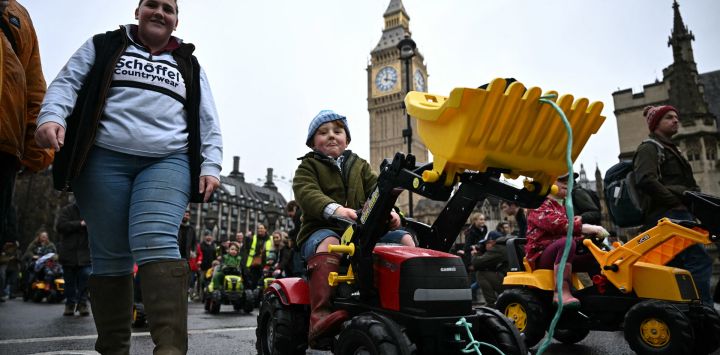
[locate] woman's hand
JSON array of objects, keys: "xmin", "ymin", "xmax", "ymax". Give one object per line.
[
  {"xmin": 35, "ymin": 122, "xmax": 65, "ymax": 152},
  {"xmin": 389, "ymin": 210, "xmax": 401, "ymax": 229},
  {"xmin": 200, "ymin": 175, "xmax": 220, "ymax": 202}
]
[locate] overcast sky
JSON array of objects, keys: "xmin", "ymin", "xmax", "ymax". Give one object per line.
[{"xmin": 26, "ymin": 0, "xmax": 720, "ymax": 200}]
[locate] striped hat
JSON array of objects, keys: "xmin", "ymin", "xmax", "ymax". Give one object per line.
[{"xmin": 305, "ymin": 110, "xmax": 351, "ymax": 148}]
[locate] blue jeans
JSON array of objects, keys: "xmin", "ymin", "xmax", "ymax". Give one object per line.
[
  {"xmin": 73, "ymin": 146, "xmax": 190, "ymax": 276},
  {"xmin": 301, "ymin": 228, "xmax": 407, "ymax": 262},
  {"xmin": 64, "ymin": 265, "xmax": 91, "ymax": 305},
  {"xmin": 645, "ymin": 209, "xmax": 714, "ymax": 306}
]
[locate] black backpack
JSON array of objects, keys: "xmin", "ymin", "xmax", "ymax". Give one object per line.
[{"xmin": 603, "ymin": 139, "xmax": 664, "ymax": 227}]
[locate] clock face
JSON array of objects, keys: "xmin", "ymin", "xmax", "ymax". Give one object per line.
[
  {"xmin": 414, "ymin": 69, "xmax": 425, "ymax": 92},
  {"xmin": 375, "ymin": 66, "xmax": 398, "ymax": 92}
]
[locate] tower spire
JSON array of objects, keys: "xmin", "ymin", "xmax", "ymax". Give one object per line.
[
  {"xmin": 668, "ymin": 0, "xmax": 695, "ymax": 63},
  {"xmin": 373, "ymin": 0, "xmax": 411, "ymax": 52}
]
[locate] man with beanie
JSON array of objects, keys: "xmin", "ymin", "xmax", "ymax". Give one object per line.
[
  {"xmin": 293, "ymin": 110, "xmax": 415, "ymax": 348},
  {"xmin": 633, "ymin": 105, "xmax": 714, "ymax": 306}
]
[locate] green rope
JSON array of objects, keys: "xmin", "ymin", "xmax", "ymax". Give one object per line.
[
  {"xmin": 536, "ymin": 94, "xmax": 575, "ymax": 355},
  {"xmin": 455, "ymin": 317, "xmax": 504, "ymax": 355}
]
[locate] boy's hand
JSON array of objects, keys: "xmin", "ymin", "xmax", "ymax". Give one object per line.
[
  {"xmin": 334, "ymin": 207, "xmax": 358, "ymax": 221},
  {"xmin": 389, "ymin": 210, "xmax": 401, "ymax": 229}
]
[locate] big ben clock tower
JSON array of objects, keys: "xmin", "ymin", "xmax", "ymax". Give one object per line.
[{"xmin": 368, "ymin": 0, "xmax": 428, "ymax": 214}]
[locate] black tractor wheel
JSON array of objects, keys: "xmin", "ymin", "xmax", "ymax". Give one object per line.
[
  {"xmin": 624, "ymin": 300, "xmax": 694, "ymax": 355},
  {"xmin": 132, "ymin": 304, "xmax": 147, "ymax": 328},
  {"xmin": 472, "ymin": 306, "xmax": 529, "ymax": 355},
  {"xmin": 243, "ymin": 289, "xmax": 255, "ymax": 314},
  {"xmin": 32, "ymin": 291, "xmax": 44, "ymax": 303},
  {"xmin": 552, "ymin": 327, "xmax": 590, "ymax": 344},
  {"xmin": 203, "ymin": 297, "xmax": 211, "ymax": 312},
  {"xmin": 690, "ymin": 304, "xmax": 720, "ymax": 354},
  {"xmin": 335, "ymin": 313, "xmax": 416, "ymax": 355},
  {"xmin": 255, "ymin": 293, "xmax": 308, "ymax": 355},
  {"xmin": 495, "ymin": 288, "xmax": 549, "ymax": 348},
  {"xmin": 208, "ymin": 298, "xmax": 221, "ymax": 314}
]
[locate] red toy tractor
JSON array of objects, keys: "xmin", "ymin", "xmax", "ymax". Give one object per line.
[{"xmin": 255, "ymin": 153, "xmax": 548, "ymax": 354}]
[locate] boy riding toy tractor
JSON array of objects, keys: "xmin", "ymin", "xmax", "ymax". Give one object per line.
[{"xmin": 256, "ymin": 78, "xmax": 607, "ymax": 354}]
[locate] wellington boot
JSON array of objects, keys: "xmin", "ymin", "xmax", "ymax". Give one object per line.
[
  {"xmin": 307, "ymin": 253, "xmax": 349, "ymax": 347},
  {"xmin": 553, "ymin": 263, "xmax": 580, "ymax": 309},
  {"xmin": 78, "ymin": 302, "xmax": 90, "ymax": 316},
  {"xmin": 138, "ymin": 260, "xmax": 189, "ymax": 355},
  {"xmin": 63, "ymin": 303, "xmax": 76, "ymax": 316},
  {"xmin": 88, "ymin": 274, "xmax": 133, "ymax": 355}
]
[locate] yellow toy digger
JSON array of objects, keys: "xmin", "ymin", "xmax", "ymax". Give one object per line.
[{"xmin": 497, "ymin": 191, "xmax": 720, "ymax": 354}]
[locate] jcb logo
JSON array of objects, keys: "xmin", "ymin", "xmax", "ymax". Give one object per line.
[{"xmin": 637, "ymin": 235, "xmax": 650, "ymax": 244}]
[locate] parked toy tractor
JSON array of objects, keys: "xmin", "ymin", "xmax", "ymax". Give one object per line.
[
  {"xmin": 497, "ymin": 191, "xmax": 720, "ymax": 354},
  {"xmin": 256, "ymin": 78, "xmax": 606, "ymax": 354}
]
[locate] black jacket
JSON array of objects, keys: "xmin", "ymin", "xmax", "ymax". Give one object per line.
[
  {"xmin": 55, "ymin": 203, "xmax": 91, "ymax": 267},
  {"xmin": 51, "ymin": 28, "xmax": 205, "ymax": 202},
  {"xmin": 634, "ymin": 134, "xmax": 699, "ymax": 223},
  {"xmin": 178, "ymin": 224, "xmax": 196, "ymax": 260}
]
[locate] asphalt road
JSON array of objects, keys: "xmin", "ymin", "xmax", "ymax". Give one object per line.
[{"xmin": 1, "ymin": 297, "xmax": 719, "ymax": 355}]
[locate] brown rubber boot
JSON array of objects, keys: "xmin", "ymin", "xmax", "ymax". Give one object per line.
[
  {"xmin": 88, "ymin": 274, "xmax": 133, "ymax": 355},
  {"xmin": 307, "ymin": 253, "xmax": 349, "ymax": 347},
  {"xmin": 553, "ymin": 262, "xmax": 580, "ymax": 309},
  {"xmin": 138, "ymin": 260, "xmax": 189, "ymax": 355}
]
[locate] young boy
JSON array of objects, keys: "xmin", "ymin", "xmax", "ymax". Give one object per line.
[
  {"xmin": 211, "ymin": 243, "xmax": 242, "ymax": 291},
  {"xmin": 293, "ymin": 110, "xmax": 415, "ymax": 346}
]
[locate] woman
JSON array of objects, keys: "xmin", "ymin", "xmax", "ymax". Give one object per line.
[
  {"xmin": 35, "ymin": 0, "xmax": 222, "ymax": 353},
  {"xmin": 525, "ymin": 173, "xmax": 606, "ymax": 308}
]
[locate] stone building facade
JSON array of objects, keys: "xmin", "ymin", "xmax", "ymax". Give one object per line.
[{"xmin": 189, "ymin": 156, "xmax": 290, "ymax": 242}]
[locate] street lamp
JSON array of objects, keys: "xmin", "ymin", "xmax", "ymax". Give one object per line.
[{"xmin": 397, "ymin": 34, "xmax": 416, "ymax": 217}]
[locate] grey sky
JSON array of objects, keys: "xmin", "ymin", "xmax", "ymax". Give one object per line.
[{"xmin": 27, "ymin": 0, "xmax": 720, "ymax": 200}]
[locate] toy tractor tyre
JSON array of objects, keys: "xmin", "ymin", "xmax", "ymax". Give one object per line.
[
  {"xmin": 209, "ymin": 298, "xmax": 221, "ymax": 314},
  {"xmin": 690, "ymin": 305, "xmax": 720, "ymax": 354},
  {"xmin": 335, "ymin": 313, "xmax": 416, "ymax": 355},
  {"xmin": 552, "ymin": 327, "xmax": 590, "ymax": 344},
  {"xmin": 624, "ymin": 300, "xmax": 694, "ymax": 355},
  {"xmin": 32, "ymin": 291, "xmax": 44, "ymax": 303},
  {"xmin": 496, "ymin": 288, "xmax": 549, "ymax": 348},
  {"xmin": 132, "ymin": 304, "xmax": 146, "ymax": 328},
  {"xmin": 255, "ymin": 293, "xmax": 308, "ymax": 355},
  {"xmin": 243, "ymin": 289, "xmax": 255, "ymax": 314},
  {"xmin": 473, "ymin": 306, "xmax": 528, "ymax": 355}
]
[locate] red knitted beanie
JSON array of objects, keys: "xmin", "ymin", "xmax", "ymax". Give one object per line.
[{"xmin": 643, "ymin": 105, "xmax": 677, "ymax": 132}]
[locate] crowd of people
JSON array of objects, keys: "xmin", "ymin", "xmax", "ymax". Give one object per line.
[{"xmin": 2, "ymin": 0, "xmax": 720, "ymax": 354}]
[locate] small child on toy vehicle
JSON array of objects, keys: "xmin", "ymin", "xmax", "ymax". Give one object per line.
[
  {"xmin": 211, "ymin": 243, "xmax": 242, "ymax": 290},
  {"xmin": 293, "ymin": 110, "xmax": 416, "ymax": 346},
  {"xmin": 525, "ymin": 173, "xmax": 608, "ymax": 308}
]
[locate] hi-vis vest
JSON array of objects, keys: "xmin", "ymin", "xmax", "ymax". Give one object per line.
[{"xmin": 245, "ymin": 234, "xmax": 273, "ymax": 268}]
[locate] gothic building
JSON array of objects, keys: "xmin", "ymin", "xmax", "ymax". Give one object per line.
[
  {"xmin": 612, "ymin": 1, "xmax": 720, "ymax": 195},
  {"xmin": 367, "ymin": 0, "xmax": 429, "ymax": 214},
  {"xmin": 189, "ymin": 156, "xmax": 289, "ymax": 242}
]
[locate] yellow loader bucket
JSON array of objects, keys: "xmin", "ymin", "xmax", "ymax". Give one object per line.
[{"xmin": 405, "ymin": 78, "xmax": 605, "ymax": 194}]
